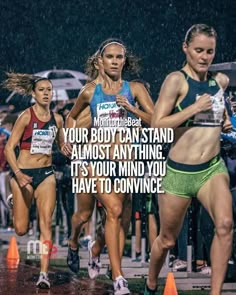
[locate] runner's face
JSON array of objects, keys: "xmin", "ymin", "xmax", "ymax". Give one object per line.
[
  {"xmin": 32, "ymin": 80, "xmax": 53, "ymax": 105},
  {"xmin": 183, "ymin": 33, "xmax": 216, "ymax": 73},
  {"xmin": 101, "ymin": 44, "xmax": 126, "ymax": 78}
]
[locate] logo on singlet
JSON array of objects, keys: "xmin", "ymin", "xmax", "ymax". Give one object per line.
[
  {"xmin": 209, "ymin": 80, "xmax": 216, "ymax": 87},
  {"xmin": 98, "ymin": 102, "xmax": 117, "ymax": 110},
  {"xmin": 34, "ymin": 130, "xmax": 50, "ymax": 136},
  {"xmin": 49, "ymin": 125, "xmax": 57, "ymax": 139}
]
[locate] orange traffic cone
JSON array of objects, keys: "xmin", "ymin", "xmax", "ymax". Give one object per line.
[
  {"xmin": 6, "ymin": 236, "xmax": 20, "ymax": 261},
  {"xmin": 163, "ymin": 272, "xmax": 178, "ymax": 295},
  {"xmin": 6, "ymin": 258, "xmax": 19, "ymax": 269}
]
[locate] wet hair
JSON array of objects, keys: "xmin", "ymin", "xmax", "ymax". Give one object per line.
[
  {"xmin": 99, "ymin": 39, "xmax": 127, "ymax": 56},
  {"xmin": 85, "ymin": 50, "xmax": 100, "ymax": 81},
  {"xmin": 85, "ymin": 38, "xmax": 140, "ymax": 79},
  {"xmin": 2, "ymin": 72, "xmax": 52, "ymax": 96},
  {"xmin": 184, "ymin": 24, "xmax": 217, "ymax": 45}
]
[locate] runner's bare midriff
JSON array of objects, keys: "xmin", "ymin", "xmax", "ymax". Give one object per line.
[
  {"xmin": 169, "ymin": 126, "xmax": 221, "ymax": 164},
  {"xmin": 17, "ymin": 150, "xmax": 52, "ymax": 168}
]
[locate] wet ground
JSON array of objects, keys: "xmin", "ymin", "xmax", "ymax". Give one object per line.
[
  {"xmin": 1, "ymin": 231, "xmax": 235, "ymax": 295},
  {"xmin": 0, "ymin": 257, "xmax": 124, "ymax": 295}
]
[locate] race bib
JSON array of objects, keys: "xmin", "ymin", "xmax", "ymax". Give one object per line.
[
  {"xmin": 96, "ymin": 102, "xmax": 127, "ymax": 128},
  {"xmin": 30, "ymin": 129, "xmax": 55, "ymax": 155},
  {"xmin": 193, "ymin": 89, "xmax": 225, "ymax": 126}
]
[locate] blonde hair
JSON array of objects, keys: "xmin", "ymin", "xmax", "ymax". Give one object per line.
[{"xmin": 85, "ymin": 51, "xmax": 100, "ymax": 81}]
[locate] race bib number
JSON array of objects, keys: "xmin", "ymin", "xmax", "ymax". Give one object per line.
[
  {"xmin": 194, "ymin": 89, "xmax": 225, "ymax": 126},
  {"xmin": 30, "ymin": 129, "xmax": 54, "ymax": 155}
]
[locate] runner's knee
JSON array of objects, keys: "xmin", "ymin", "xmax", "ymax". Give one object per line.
[
  {"xmin": 14, "ymin": 221, "xmax": 28, "ymax": 236},
  {"xmin": 106, "ymin": 203, "xmax": 122, "ymax": 220},
  {"xmin": 215, "ymin": 217, "xmax": 233, "ymax": 238},
  {"xmin": 159, "ymin": 235, "xmax": 176, "ymax": 250}
]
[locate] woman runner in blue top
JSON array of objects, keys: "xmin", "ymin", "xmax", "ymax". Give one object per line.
[{"xmin": 66, "ymin": 38, "xmax": 154, "ymax": 295}]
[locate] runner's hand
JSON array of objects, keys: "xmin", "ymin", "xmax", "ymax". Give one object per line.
[
  {"xmin": 15, "ymin": 171, "xmax": 33, "ymax": 188},
  {"xmin": 194, "ymin": 93, "xmax": 212, "ymax": 112},
  {"xmin": 116, "ymin": 95, "xmax": 134, "ymax": 112},
  {"xmin": 61, "ymin": 143, "xmax": 72, "ymax": 157}
]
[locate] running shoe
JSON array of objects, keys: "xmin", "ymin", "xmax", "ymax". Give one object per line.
[
  {"xmin": 36, "ymin": 272, "xmax": 50, "ymax": 289},
  {"xmin": 172, "ymin": 259, "xmax": 187, "ymax": 271},
  {"xmin": 199, "ymin": 264, "xmax": 211, "ymax": 275},
  {"xmin": 144, "ymin": 283, "xmax": 158, "ymax": 295},
  {"xmin": 168, "ymin": 254, "xmax": 176, "ymax": 267},
  {"xmin": 79, "ymin": 235, "xmax": 92, "ymax": 249},
  {"xmin": 67, "ymin": 244, "xmax": 80, "ymax": 273},
  {"xmin": 87, "ymin": 240, "xmax": 101, "ymax": 279},
  {"xmin": 113, "ymin": 276, "xmax": 130, "ymax": 295}
]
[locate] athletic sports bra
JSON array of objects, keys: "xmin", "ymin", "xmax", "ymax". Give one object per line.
[
  {"xmin": 172, "ymin": 70, "xmax": 225, "ymax": 127},
  {"xmin": 90, "ymin": 81, "xmax": 136, "ymax": 128},
  {"xmin": 20, "ymin": 107, "xmax": 58, "ymax": 155}
]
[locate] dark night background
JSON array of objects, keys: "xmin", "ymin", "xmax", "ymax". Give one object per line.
[{"xmin": 0, "ymin": 0, "xmax": 235, "ymax": 108}]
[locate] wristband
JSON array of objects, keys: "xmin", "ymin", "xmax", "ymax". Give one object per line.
[{"xmin": 14, "ymin": 169, "xmax": 21, "ymax": 175}]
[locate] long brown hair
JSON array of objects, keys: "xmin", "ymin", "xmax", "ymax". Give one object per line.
[{"xmin": 2, "ymin": 72, "xmax": 52, "ymax": 96}]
